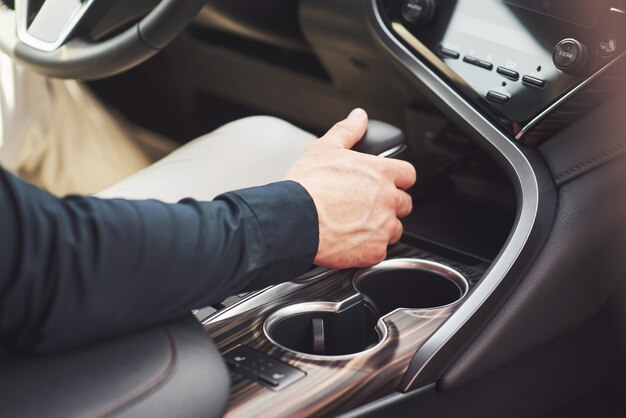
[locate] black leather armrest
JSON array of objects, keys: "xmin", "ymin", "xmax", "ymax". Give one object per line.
[{"xmin": 0, "ymin": 314, "xmax": 230, "ymax": 418}]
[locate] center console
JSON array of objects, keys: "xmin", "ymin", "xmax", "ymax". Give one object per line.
[
  {"xmin": 202, "ymin": 121, "xmax": 491, "ymax": 417},
  {"xmin": 201, "ymin": 1, "xmax": 572, "ymax": 417},
  {"xmin": 204, "ymin": 243, "xmax": 484, "ymax": 418}
]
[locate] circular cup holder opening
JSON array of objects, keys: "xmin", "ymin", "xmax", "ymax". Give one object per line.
[
  {"xmin": 264, "ymin": 299, "xmax": 383, "ymax": 357},
  {"xmin": 353, "ymin": 258, "xmax": 469, "ymax": 316}
]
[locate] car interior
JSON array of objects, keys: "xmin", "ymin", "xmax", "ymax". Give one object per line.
[{"xmin": 0, "ymin": 0, "xmax": 625, "ymax": 417}]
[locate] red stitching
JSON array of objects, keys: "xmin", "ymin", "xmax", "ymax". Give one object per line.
[{"xmin": 555, "ymin": 143, "xmax": 626, "ymax": 181}]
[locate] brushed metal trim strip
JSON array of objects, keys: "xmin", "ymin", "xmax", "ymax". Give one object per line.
[
  {"xmin": 201, "ymin": 268, "xmax": 338, "ymax": 323},
  {"xmin": 365, "ymin": 0, "xmax": 540, "ymax": 391},
  {"xmin": 352, "ymin": 258, "xmax": 470, "ymax": 308}
]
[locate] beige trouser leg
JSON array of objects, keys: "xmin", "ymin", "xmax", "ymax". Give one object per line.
[
  {"xmin": 96, "ymin": 116, "xmax": 316, "ymax": 203},
  {"xmin": 0, "ymin": 51, "xmax": 175, "ymax": 196},
  {"xmin": 0, "ymin": 50, "xmax": 314, "ymax": 200}
]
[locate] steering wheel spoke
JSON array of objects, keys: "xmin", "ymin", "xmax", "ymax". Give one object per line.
[
  {"xmin": 1, "ymin": 0, "xmax": 207, "ymax": 79},
  {"xmin": 15, "ymin": 0, "xmax": 95, "ymax": 52}
]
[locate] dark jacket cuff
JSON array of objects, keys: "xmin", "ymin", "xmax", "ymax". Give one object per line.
[{"xmin": 219, "ymin": 180, "xmax": 319, "ymax": 289}]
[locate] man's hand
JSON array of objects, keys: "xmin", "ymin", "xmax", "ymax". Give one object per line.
[{"xmin": 285, "ymin": 108, "xmax": 417, "ymax": 269}]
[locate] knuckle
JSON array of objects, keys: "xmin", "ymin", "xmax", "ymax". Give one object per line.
[
  {"xmin": 391, "ymin": 160, "xmax": 417, "ymax": 183},
  {"xmin": 403, "ymin": 163, "xmax": 417, "ymax": 185},
  {"xmin": 370, "ymin": 247, "xmax": 387, "ymax": 264},
  {"xmin": 388, "ymin": 218, "xmax": 402, "ymax": 235},
  {"xmin": 389, "ymin": 220, "xmax": 403, "ymax": 244},
  {"xmin": 399, "ymin": 192, "xmax": 413, "ymax": 214},
  {"xmin": 395, "ymin": 219, "xmax": 404, "ymax": 235},
  {"xmin": 372, "ymin": 157, "xmax": 389, "ymax": 174},
  {"xmin": 386, "ymin": 186, "xmax": 400, "ymax": 207},
  {"xmin": 407, "ymin": 164, "xmax": 417, "ymax": 184},
  {"xmin": 376, "ymin": 158, "xmax": 392, "ymax": 174},
  {"xmin": 395, "ymin": 191, "xmax": 406, "ymax": 208}
]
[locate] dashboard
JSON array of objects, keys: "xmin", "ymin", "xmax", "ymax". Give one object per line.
[{"xmin": 380, "ymin": 0, "xmax": 626, "ymax": 144}]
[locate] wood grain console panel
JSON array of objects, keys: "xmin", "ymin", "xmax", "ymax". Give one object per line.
[{"xmin": 203, "ymin": 244, "xmax": 484, "ymax": 418}]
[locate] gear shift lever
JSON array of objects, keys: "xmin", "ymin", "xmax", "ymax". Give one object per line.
[{"xmin": 351, "ymin": 120, "xmax": 406, "ymax": 158}]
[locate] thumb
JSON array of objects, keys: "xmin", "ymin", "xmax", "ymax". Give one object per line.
[{"xmin": 320, "ymin": 108, "xmax": 368, "ymax": 149}]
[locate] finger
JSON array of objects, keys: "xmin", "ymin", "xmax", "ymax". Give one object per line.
[
  {"xmin": 395, "ymin": 190, "xmax": 413, "ymax": 218},
  {"xmin": 389, "ymin": 219, "xmax": 404, "ymax": 244},
  {"xmin": 381, "ymin": 159, "xmax": 417, "ymax": 190},
  {"xmin": 319, "ymin": 108, "xmax": 368, "ymax": 150}
]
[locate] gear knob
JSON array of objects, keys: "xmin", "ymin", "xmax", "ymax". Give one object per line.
[{"xmin": 351, "ymin": 120, "xmax": 406, "ymax": 157}]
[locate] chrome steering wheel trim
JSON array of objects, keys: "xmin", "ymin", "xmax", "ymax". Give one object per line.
[
  {"xmin": 15, "ymin": 0, "xmax": 95, "ymax": 52},
  {"xmin": 0, "ymin": 0, "xmax": 206, "ymax": 79}
]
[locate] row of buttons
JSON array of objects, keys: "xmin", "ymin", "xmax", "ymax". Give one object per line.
[
  {"xmin": 437, "ymin": 46, "xmax": 547, "ymax": 104},
  {"xmin": 463, "ymin": 55, "xmax": 493, "ymax": 70},
  {"xmin": 224, "ymin": 345, "xmax": 306, "ymax": 391}
]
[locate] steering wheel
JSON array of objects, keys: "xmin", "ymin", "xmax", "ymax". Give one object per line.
[{"xmin": 0, "ymin": 0, "xmax": 206, "ymax": 80}]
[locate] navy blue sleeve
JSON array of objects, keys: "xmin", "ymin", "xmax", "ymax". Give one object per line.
[{"xmin": 0, "ymin": 169, "xmax": 318, "ymax": 352}]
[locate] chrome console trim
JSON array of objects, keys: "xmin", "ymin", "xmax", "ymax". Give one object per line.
[
  {"xmin": 352, "ymin": 258, "xmax": 469, "ymax": 308},
  {"xmin": 365, "ymin": 0, "xmax": 541, "ymax": 391},
  {"xmin": 201, "ymin": 267, "xmax": 337, "ymax": 323},
  {"xmin": 263, "ymin": 294, "xmax": 390, "ymax": 361}
]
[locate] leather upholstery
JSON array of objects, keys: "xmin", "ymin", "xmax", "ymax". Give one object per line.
[
  {"xmin": 0, "ymin": 315, "xmax": 230, "ymax": 418},
  {"xmin": 539, "ymin": 91, "xmax": 626, "ymax": 186},
  {"xmin": 440, "ymin": 91, "xmax": 626, "ymax": 389}
]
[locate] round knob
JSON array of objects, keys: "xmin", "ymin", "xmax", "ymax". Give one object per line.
[
  {"xmin": 401, "ymin": 0, "xmax": 437, "ymax": 26},
  {"xmin": 553, "ymin": 38, "xmax": 588, "ymax": 74}
]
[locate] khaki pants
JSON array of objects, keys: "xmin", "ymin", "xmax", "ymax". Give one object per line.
[{"xmin": 0, "ymin": 52, "xmax": 314, "ymax": 200}]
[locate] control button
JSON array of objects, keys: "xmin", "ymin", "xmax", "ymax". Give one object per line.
[
  {"xmin": 496, "ymin": 66, "xmax": 519, "ymax": 81},
  {"xmin": 598, "ymin": 35, "xmax": 618, "ymax": 57},
  {"xmin": 463, "ymin": 55, "xmax": 477, "ymax": 64},
  {"xmin": 437, "ymin": 46, "xmax": 460, "ymax": 59},
  {"xmin": 486, "ymin": 91, "xmax": 510, "ymax": 103},
  {"xmin": 609, "ymin": 0, "xmax": 626, "ymax": 15},
  {"xmin": 478, "ymin": 60, "xmax": 493, "ymax": 70},
  {"xmin": 553, "ymin": 38, "xmax": 588, "ymax": 74},
  {"xmin": 258, "ymin": 374, "xmax": 280, "ymax": 387},
  {"xmin": 401, "ymin": 0, "xmax": 437, "ymax": 26},
  {"xmin": 224, "ymin": 346, "xmax": 306, "ymax": 391},
  {"xmin": 522, "ymin": 75, "xmax": 546, "ymax": 88},
  {"xmin": 463, "ymin": 56, "xmax": 493, "ymax": 70}
]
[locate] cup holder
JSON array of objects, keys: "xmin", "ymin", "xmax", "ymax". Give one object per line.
[
  {"xmin": 353, "ymin": 258, "xmax": 469, "ymax": 315},
  {"xmin": 264, "ymin": 258, "xmax": 469, "ymax": 358},
  {"xmin": 264, "ymin": 296, "xmax": 383, "ymax": 357}
]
